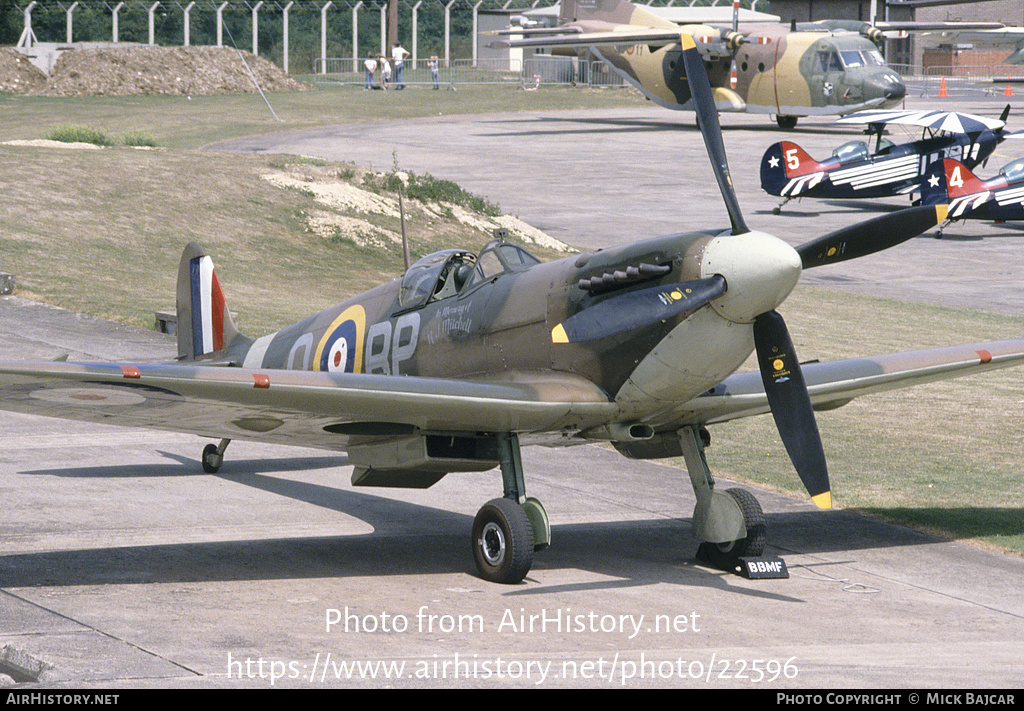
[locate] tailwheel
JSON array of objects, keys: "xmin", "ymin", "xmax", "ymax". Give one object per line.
[
  {"xmin": 201, "ymin": 439, "xmax": 230, "ymax": 474},
  {"xmin": 776, "ymin": 115, "xmax": 798, "ymax": 129},
  {"xmin": 471, "ymin": 497, "xmax": 535, "ymax": 584}
]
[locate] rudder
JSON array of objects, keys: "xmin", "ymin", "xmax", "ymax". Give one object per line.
[{"xmin": 176, "ymin": 242, "xmax": 244, "ymax": 360}]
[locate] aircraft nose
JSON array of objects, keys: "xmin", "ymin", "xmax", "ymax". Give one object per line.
[
  {"xmin": 864, "ymin": 71, "xmax": 906, "ymax": 105},
  {"xmin": 700, "ymin": 230, "xmax": 802, "ymax": 324}
]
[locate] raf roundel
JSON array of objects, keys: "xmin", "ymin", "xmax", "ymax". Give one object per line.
[{"xmin": 315, "ymin": 305, "xmax": 366, "ymax": 374}]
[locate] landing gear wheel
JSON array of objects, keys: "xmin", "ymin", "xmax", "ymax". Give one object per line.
[
  {"xmin": 471, "ymin": 498, "xmax": 534, "ymax": 584},
  {"xmin": 697, "ymin": 488, "xmax": 766, "ymax": 571},
  {"xmin": 776, "ymin": 115, "xmax": 798, "ymax": 129},
  {"xmin": 202, "ymin": 443, "xmax": 223, "ymax": 474},
  {"xmin": 716, "ymin": 488, "xmax": 766, "ymax": 559}
]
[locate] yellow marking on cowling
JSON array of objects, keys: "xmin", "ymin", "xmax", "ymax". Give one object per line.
[
  {"xmin": 551, "ymin": 323, "xmax": 569, "ymax": 343},
  {"xmin": 812, "ymin": 491, "xmax": 832, "ymax": 509}
]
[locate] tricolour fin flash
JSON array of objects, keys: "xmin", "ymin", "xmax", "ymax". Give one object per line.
[{"xmin": 176, "ymin": 242, "xmax": 244, "ymax": 360}]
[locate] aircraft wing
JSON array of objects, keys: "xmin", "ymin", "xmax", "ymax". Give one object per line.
[
  {"xmin": 500, "ymin": 28, "xmax": 684, "ymax": 50},
  {"xmin": 666, "ymin": 339, "xmax": 1024, "ymax": 426},
  {"xmin": 836, "ymin": 109, "xmax": 1005, "ymax": 133},
  {"xmin": 923, "ymin": 27, "xmax": 1024, "ymax": 64},
  {"xmin": 0, "ymin": 361, "xmax": 618, "ymax": 450}
]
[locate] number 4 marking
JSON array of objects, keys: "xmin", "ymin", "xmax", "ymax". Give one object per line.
[{"xmin": 948, "ymin": 165, "xmax": 963, "ymax": 188}]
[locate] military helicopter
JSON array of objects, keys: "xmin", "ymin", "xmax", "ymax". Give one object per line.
[
  {"xmin": 2, "ymin": 34, "xmax": 1022, "ymax": 585},
  {"xmin": 497, "ymin": 0, "xmax": 997, "ymax": 128},
  {"xmin": 761, "ymin": 107, "xmax": 1014, "ymax": 214},
  {"xmin": 921, "ymin": 155, "xmax": 1024, "ymax": 237}
]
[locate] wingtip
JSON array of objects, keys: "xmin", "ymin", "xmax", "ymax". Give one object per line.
[{"xmin": 811, "ymin": 491, "xmax": 832, "ymax": 509}]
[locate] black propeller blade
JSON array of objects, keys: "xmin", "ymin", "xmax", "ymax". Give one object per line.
[
  {"xmin": 796, "ymin": 204, "xmax": 948, "ymax": 269},
  {"xmin": 753, "ymin": 311, "xmax": 832, "ymax": 508},
  {"xmin": 553, "ymin": 276, "xmax": 727, "ymax": 343},
  {"xmin": 679, "ymin": 34, "xmax": 748, "ymax": 235}
]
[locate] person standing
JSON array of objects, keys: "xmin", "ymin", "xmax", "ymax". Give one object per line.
[
  {"xmin": 380, "ymin": 54, "xmax": 391, "ymax": 90},
  {"xmin": 428, "ymin": 55, "xmax": 439, "ymax": 90},
  {"xmin": 392, "ymin": 42, "xmax": 410, "ymax": 89},
  {"xmin": 363, "ymin": 55, "xmax": 378, "ymax": 89}
]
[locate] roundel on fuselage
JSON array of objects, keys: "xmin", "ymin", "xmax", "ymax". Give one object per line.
[{"xmin": 314, "ymin": 305, "xmax": 366, "ymax": 373}]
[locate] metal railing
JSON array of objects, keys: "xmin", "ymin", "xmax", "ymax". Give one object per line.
[
  {"xmin": 915, "ymin": 65, "xmax": 1024, "ymax": 98},
  {"xmin": 313, "ymin": 56, "xmax": 628, "ymax": 89}
]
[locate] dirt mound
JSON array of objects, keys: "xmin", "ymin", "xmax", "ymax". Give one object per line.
[
  {"xmin": 0, "ymin": 47, "xmax": 49, "ymax": 93},
  {"xmin": 1, "ymin": 45, "xmax": 307, "ymax": 96}
]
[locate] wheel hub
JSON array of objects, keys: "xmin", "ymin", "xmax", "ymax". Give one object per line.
[{"xmin": 479, "ymin": 522, "xmax": 506, "ymax": 566}]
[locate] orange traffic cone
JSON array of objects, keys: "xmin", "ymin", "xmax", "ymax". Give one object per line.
[
  {"xmin": 938, "ymin": 77, "xmax": 948, "ymax": 98},
  {"xmin": 1004, "ymin": 84, "xmax": 1014, "ymax": 97}
]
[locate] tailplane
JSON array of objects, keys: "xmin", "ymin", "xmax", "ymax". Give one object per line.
[{"xmin": 176, "ymin": 242, "xmax": 247, "ymax": 361}]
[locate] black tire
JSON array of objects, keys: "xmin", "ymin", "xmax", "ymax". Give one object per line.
[
  {"xmin": 776, "ymin": 115, "xmax": 798, "ymax": 129},
  {"xmin": 471, "ymin": 498, "xmax": 534, "ymax": 584},
  {"xmin": 716, "ymin": 488, "xmax": 766, "ymax": 558},
  {"xmin": 202, "ymin": 443, "xmax": 222, "ymax": 474}
]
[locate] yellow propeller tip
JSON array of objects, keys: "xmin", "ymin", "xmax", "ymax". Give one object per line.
[
  {"xmin": 679, "ymin": 33, "xmax": 697, "ymax": 50},
  {"xmin": 935, "ymin": 204, "xmax": 949, "ymax": 223},
  {"xmin": 551, "ymin": 323, "xmax": 569, "ymax": 344},
  {"xmin": 811, "ymin": 491, "xmax": 832, "ymax": 509}
]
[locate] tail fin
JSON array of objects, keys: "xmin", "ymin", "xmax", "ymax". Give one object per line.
[
  {"xmin": 176, "ymin": 242, "xmax": 244, "ymax": 360},
  {"xmin": 760, "ymin": 141, "xmax": 824, "ymax": 196},
  {"xmin": 558, "ymin": 0, "xmax": 677, "ymax": 30},
  {"xmin": 923, "ymin": 159, "xmax": 986, "ymax": 203}
]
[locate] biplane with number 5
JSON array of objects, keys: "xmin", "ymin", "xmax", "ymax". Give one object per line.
[{"xmin": 2, "ymin": 37, "xmax": 1024, "ymax": 585}]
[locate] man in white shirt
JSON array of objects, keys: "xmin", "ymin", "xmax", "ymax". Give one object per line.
[{"xmin": 392, "ymin": 43, "xmax": 410, "ymax": 89}]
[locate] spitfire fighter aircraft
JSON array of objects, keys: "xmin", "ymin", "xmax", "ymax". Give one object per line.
[
  {"xmin": 761, "ymin": 108, "xmax": 1014, "ymax": 213},
  {"xmin": 498, "ymin": 0, "xmax": 997, "ymax": 128},
  {"xmin": 3, "ymin": 37, "xmax": 1024, "ymax": 585},
  {"xmin": 921, "ymin": 156, "xmax": 1024, "ymax": 237}
]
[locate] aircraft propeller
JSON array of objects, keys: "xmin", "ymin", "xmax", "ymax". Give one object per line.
[{"xmin": 678, "ymin": 33, "xmax": 944, "ymax": 508}]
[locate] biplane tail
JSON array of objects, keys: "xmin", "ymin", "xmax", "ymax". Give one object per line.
[
  {"xmin": 920, "ymin": 158, "xmax": 987, "ymax": 207},
  {"xmin": 176, "ymin": 242, "xmax": 248, "ymax": 361},
  {"xmin": 760, "ymin": 141, "xmax": 826, "ymax": 197}
]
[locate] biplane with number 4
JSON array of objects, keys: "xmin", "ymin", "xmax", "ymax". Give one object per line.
[
  {"xmin": 2, "ymin": 37, "xmax": 1024, "ymax": 584},
  {"xmin": 921, "ymin": 155, "xmax": 1024, "ymax": 237}
]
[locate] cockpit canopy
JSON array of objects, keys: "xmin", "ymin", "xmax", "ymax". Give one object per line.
[
  {"xmin": 398, "ymin": 240, "xmax": 541, "ymax": 309},
  {"xmin": 832, "ymin": 140, "xmax": 869, "ymax": 164},
  {"xmin": 999, "ymin": 158, "xmax": 1024, "ymax": 184}
]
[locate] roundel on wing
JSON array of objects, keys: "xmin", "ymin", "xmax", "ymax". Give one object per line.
[{"xmin": 315, "ymin": 305, "xmax": 366, "ymax": 373}]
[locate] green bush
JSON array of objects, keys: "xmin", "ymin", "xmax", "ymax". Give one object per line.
[
  {"xmin": 45, "ymin": 124, "xmax": 116, "ymax": 146},
  {"xmin": 123, "ymin": 130, "xmax": 158, "ymax": 147}
]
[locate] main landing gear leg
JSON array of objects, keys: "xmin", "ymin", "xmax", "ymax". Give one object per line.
[
  {"xmin": 202, "ymin": 438, "xmax": 231, "ymax": 473},
  {"xmin": 677, "ymin": 425, "xmax": 765, "ymax": 571},
  {"xmin": 471, "ymin": 433, "xmax": 550, "ymax": 584}
]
